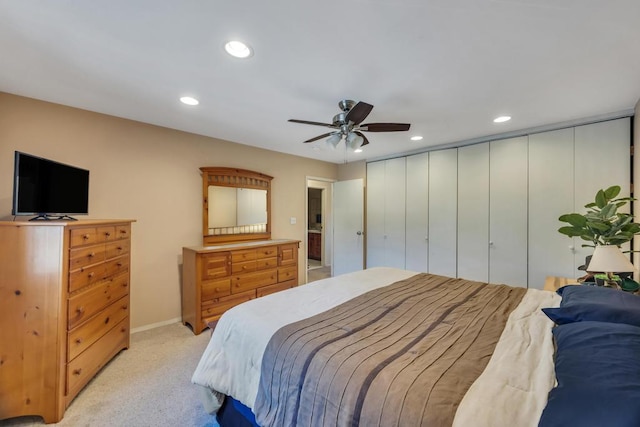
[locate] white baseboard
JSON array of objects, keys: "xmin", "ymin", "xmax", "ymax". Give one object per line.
[{"xmin": 131, "ymin": 317, "xmax": 182, "ymax": 334}]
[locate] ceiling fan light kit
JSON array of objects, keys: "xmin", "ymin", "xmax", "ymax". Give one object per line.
[{"xmin": 289, "ymin": 99, "xmax": 411, "ymax": 151}]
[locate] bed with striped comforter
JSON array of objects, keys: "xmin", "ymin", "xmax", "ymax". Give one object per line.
[{"xmin": 192, "ymin": 267, "xmax": 560, "ymax": 427}]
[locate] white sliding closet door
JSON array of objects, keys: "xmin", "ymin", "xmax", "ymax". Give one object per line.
[
  {"xmin": 528, "ymin": 128, "xmax": 575, "ymax": 289},
  {"xmin": 457, "ymin": 144, "xmax": 489, "ymax": 282},
  {"xmin": 366, "ymin": 161, "xmax": 385, "ymax": 267},
  {"xmin": 574, "ymin": 118, "xmax": 631, "ymax": 264},
  {"xmin": 366, "ymin": 158, "xmax": 406, "ymax": 268},
  {"xmin": 405, "ymin": 153, "xmax": 429, "ymax": 272},
  {"xmin": 489, "ymin": 137, "xmax": 528, "ymax": 287},
  {"xmin": 428, "ymin": 149, "xmax": 457, "ymax": 277}
]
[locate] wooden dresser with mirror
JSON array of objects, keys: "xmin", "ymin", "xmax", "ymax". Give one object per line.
[{"xmin": 182, "ymin": 167, "xmax": 300, "ymax": 335}]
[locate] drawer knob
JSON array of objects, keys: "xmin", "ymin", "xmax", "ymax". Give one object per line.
[
  {"xmin": 75, "ymin": 338, "xmax": 83, "ymax": 344},
  {"xmin": 122, "ymin": 282, "xmax": 128, "ymax": 288},
  {"xmin": 105, "ymin": 232, "xmax": 111, "ymax": 237},
  {"xmin": 88, "ymin": 272, "xmax": 94, "ymax": 278},
  {"xmin": 73, "ymin": 368, "xmax": 82, "ymax": 376},
  {"xmin": 117, "ymin": 262, "xmax": 123, "ymax": 267},
  {"xmin": 117, "ymin": 246, "xmax": 123, "ymax": 251},
  {"xmin": 120, "ymin": 327, "xmax": 126, "ymax": 333},
  {"xmin": 88, "ymin": 252, "xmax": 95, "ymax": 258},
  {"xmin": 104, "ymin": 317, "xmax": 110, "ymax": 325},
  {"xmin": 120, "ymin": 229, "xmax": 126, "ymax": 234},
  {"xmin": 83, "ymin": 234, "xmax": 89, "ymax": 240},
  {"xmin": 76, "ymin": 307, "xmax": 85, "ymax": 315},
  {"xmin": 122, "ymin": 304, "xmax": 128, "ymax": 310}
]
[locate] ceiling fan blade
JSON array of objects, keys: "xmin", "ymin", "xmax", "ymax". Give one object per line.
[
  {"xmin": 289, "ymin": 119, "xmax": 336, "ymax": 128},
  {"xmin": 355, "ymin": 131, "xmax": 369, "ymax": 146},
  {"xmin": 345, "ymin": 101, "xmax": 373, "ymax": 125},
  {"xmin": 304, "ymin": 132, "xmax": 334, "ymax": 143},
  {"xmin": 360, "ymin": 123, "xmax": 411, "ymax": 132}
]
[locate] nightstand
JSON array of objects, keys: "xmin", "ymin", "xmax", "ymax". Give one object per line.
[{"xmin": 543, "ymin": 276, "xmax": 579, "ymax": 292}]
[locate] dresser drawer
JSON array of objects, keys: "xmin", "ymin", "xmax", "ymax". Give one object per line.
[
  {"xmin": 201, "ymin": 289, "xmax": 255, "ymax": 320},
  {"xmin": 69, "ymin": 245, "xmax": 106, "ymax": 271},
  {"xmin": 256, "ymin": 257, "xmax": 277, "ymax": 270},
  {"xmin": 66, "ymin": 317, "xmax": 129, "ymax": 398},
  {"xmin": 201, "ymin": 278, "xmax": 231, "ymax": 300},
  {"xmin": 231, "ymin": 269, "xmax": 277, "ymax": 294},
  {"xmin": 232, "ymin": 249, "xmax": 257, "ymax": 262},
  {"xmin": 104, "ymin": 256, "xmax": 129, "ymax": 278},
  {"xmin": 232, "ymin": 260, "xmax": 257, "ymax": 274},
  {"xmin": 201, "ymin": 252, "xmax": 231, "ymax": 280},
  {"xmin": 70, "ymin": 227, "xmax": 99, "ymax": 248},
  {"xmin": 96, "ymin": 226, "xmax": 116, "ymax": 242},
  {"xmin": 278, "ymin": 244, "xmax": 298, "ymax": 266},
  {"xmin": 69, "ymin": 263, "xmax": 106, "ymax": 293},
  {"xmin": 115, "ymin": 224, "xmax": 131, "ymax": 240},
  {"xmin": 67, "ymin": 295, "xmax": 129, "ymax": 361},
  {"xmin": 68, "ymin": 273, "xmax": 130, "ymax": 330},
  {"xmin": 256, "ymin": 246, "xmax": 278, "ymax": 259},
  {"xmin": 257, "ymin": 279, "xmax": 296, "ymax": 298},
  {"xmin": 278, "ymin": 266, "xmax": 297, "ymax": 283},
  {"xmin": 105, "ymin": 239, "xmax": 130, "ymax": 259}
]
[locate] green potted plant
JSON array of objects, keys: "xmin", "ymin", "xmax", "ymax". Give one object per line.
[
  {"xmin": 558, "ymin": 185, "xmax": 640, "ymax": 249},
  {"xmin": 558, "ymin": 185, "xmax": 640, "ymax": 286}
]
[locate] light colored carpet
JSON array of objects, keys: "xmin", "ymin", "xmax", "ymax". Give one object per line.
[
  {"xmin": 1, "ymin": 323, "xmax": 219, "ymax": 427},
  {"xmin": 307, "ymin": 266, "xmax": 331, "ymax": 283}
]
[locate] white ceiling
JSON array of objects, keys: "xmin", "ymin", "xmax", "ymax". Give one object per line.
[{"xmin": 1, "ymin": 1, "xmax": 639, "ymax": 164}]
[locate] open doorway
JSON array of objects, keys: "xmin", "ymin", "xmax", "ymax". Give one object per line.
[{"xmin": 306, "ymin": 178, "xmax": 333, "ymax": 283}]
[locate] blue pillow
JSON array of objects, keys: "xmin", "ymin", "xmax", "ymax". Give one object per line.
[
  {"xmin": 538, "ymin": 321, "xmax": 640, "ymax": 427},
  {"xmin": 541, "ymin": 284, "xmax": 640, "ymax": 326}
]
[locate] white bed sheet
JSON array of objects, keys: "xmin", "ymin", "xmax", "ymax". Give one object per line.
[
  {"xmin": 191, "ymin": 267, "xmax": 418, "ymax": 412},
  {"xmin": 191, "ymin": 267, "xmax": 561, "ymax": 426}
]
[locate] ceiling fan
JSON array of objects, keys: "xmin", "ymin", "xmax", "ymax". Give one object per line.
[{"xmin": 288, "ymin": 100, "xmax": 411, "ymax": 150}]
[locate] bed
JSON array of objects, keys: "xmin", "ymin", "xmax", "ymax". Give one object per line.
[{"xmin": 192, "ymin": 267, "xmax": 640, "ymax": 427}]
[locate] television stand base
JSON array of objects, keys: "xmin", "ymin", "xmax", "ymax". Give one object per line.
[{"xmin": 29, "ymin": 214, "xmax": 78, "ymax": 221}]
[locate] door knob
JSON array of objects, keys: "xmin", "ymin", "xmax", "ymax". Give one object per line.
[{"xmin": 356, "ymin": 231, "xmax": 363, "ymax": 236}]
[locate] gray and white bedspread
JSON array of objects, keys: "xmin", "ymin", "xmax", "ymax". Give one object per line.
[{"xmin": 192, "ymin": 267, "xmax": 560, "ymax": 427}]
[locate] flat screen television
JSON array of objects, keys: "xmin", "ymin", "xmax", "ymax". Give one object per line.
[{"xmin": 12, "ymin": 151, "xmax": 89, "ymax": 220}]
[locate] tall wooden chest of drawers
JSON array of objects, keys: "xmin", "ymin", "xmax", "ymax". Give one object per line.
[
  {"xmin": 182, "ymin": 239, "xmax": 300, "ymax": 335},
  {"xmin": 0, "ymin": 219, "xmax": 134, "ymax": 424}
]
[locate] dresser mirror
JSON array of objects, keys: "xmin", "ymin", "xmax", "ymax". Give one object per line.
[{"xmin": 201, "ymin": 167, "xmax": 272, "ymax": 245}]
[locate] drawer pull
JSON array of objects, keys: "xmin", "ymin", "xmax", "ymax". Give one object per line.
[
  {"xmin": 120, "ymin": 327, "xmax": 126, "ymax": 333},
  {"xmin": 104, "ymin": 317, "xmax": 110, "ymax": 325},
  {"xmin": 83, "ymin": 234, "xmax": 90, "ymax": 240},
  {"xmin": 235, "ymin": 283, "xmax": 240, "ymax": 288},
  {"xmin": 119, "ymin": 229, "xmax": 127, "ymax": 234},
  {"xmin": 76, "ymin": 307, "xmax": 85, "ymax": 315},
  {"xmin": 122, "ymin": 304, "xmax": 128, "ymax": 310},
  {"xmin": 122, "ymin": 282, "xmax": 128, "ymax": 288},
  {"xmin": 105, "ymin": 232, "xmax": 111, "ymax": 237},
  {"xmin": 88, "ymin": 252, "xmax": 95, "ymax": 258},
  {"xmin": 214, "ymin": 287, "xmax": 221, "ymax": 292},
  {"xmin": 117, "ymin": 246, "xmax": 123, "ymax": 251},
  {"xmin": 73, "ymin": 368, "xmax": 82, "ymax": 376},
  {"xmin": 117, "ymin": 262, "xmax": 123, "ymax": 267},
  {"xmin": 88, "ymin": 272, "xmax": 95, "ymax": 278},
  {"xmin": 75, "ymin": 338, "xmax": 83, "ymax": 344}
]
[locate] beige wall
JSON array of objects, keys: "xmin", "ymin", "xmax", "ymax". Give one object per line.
[{"xmin": 0, "ymin": 92, "xmax": 338, "ymax": 329}]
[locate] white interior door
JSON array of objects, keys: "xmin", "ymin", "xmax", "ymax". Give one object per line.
[
  {"xmin": 405, "ymin": 153, "xmax": 429, "ymax": 272},
  {"xmin": 333, "ymin": 178, "xmax": 364, "ymax": 276}
]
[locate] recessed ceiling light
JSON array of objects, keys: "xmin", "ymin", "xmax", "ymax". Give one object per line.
[
  {"xmin": 493, "ymin": 116, "xmax": 511, "ymax": 123},
  {"xmin": 410, "ymin": 136, "xmax": 423, "ymax": 141},
  {"xmin": 180, "ymin": 96, "xmax": 199, "ymax": 106},
  {"xmin": 354, "ymin": 149, "xmax": 363, "ymax": 153},
  {"xmin": 224, "ymin": 40, "xmax": 253, "ymax": 58}
]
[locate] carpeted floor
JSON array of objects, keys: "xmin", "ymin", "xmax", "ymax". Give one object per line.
[{"xmin": 1, "ymin": 323, "xmax": 219, "ymax": 427}]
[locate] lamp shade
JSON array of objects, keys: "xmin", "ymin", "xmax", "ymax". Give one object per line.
[
  {"xmin": 586, "ymin": 245, "xmax": 636, "ymax": 273},
  {"xmin": 326, "ymin": 133, "xmax": 342, "ymax": 149}
]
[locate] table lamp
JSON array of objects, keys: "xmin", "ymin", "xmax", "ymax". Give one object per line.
[{"xmin": 586, "ymin": 245, "xmax": 636, "ymax": 286}]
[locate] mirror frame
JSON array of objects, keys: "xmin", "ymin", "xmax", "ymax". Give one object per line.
[{"xmin": 201, "ymin": 167, "xmax": 273, "ymax": 245}]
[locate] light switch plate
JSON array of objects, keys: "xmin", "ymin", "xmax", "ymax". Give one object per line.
[{"xmin": 290, "ymin": 217, "xmax": 297, "ymax": 225}]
